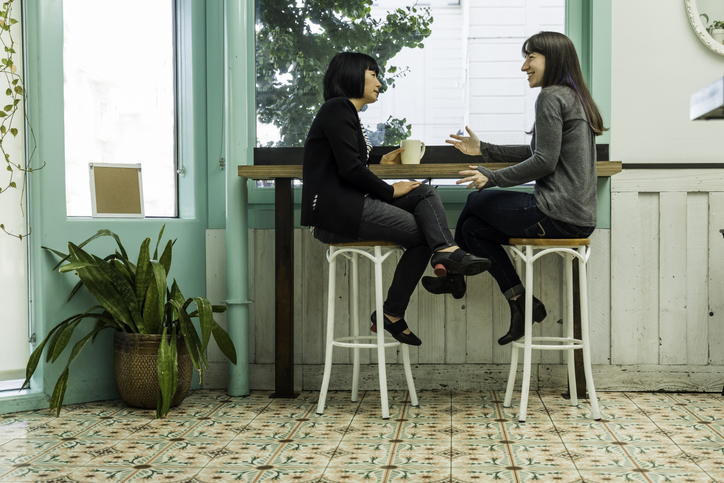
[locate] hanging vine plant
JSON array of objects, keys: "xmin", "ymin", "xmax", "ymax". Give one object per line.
[{"xmin": 0, "ymin": 0, "xmax": 43, "ymax": 240}]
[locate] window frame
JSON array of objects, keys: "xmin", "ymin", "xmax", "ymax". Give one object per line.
[{"xmin": 246, "ymin": 0, "xmax": 612, "ymax": 228}]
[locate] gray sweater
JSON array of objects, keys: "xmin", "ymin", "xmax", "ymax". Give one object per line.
[{"xmin": 476, "ymin": 85, "xmax": 597, "ymax": 227}]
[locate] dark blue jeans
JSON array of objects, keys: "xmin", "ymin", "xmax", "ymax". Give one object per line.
[
  {"xmin": 313, "ymin": 184, "xmax": 455, "ymax": 317},
  {"xmin": 455, "ymin": 190, "xmax": 594, "ymax": 298}
]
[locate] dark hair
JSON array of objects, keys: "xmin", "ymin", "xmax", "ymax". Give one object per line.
[
  {"xmin": 323, "ymin": 52, "xmax": 380, "ymax": 102},
  {"xmin": 522, "ymin": 31, "xmax": 607, "ymax": 136}
]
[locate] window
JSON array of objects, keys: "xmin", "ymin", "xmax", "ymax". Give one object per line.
[
  {"xmin": 63, "ymin": 0, "xmax": 177, "ymax": 217},
  {"xmin": 255, "ymin": 0, "xmax": 564, "ymax": 152}
]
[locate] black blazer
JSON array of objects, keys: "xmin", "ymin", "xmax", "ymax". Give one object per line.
[{"xmin": 301, "ymin": 97, "xmax": 394, "ymax": 238}]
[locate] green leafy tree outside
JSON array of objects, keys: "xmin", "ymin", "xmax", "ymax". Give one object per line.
[{"xmin": 256, "ymin": 0, "xmax": 433, "ymax": 147}]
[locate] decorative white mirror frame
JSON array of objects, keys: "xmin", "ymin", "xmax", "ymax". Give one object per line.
[{"xmin": 686, "ymin": 0, "xmax": 724, "ymax": 56}]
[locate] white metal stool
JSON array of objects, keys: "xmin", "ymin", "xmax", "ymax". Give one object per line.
[
  {"xmin": 503, "ymin": 238, "xmax": 601, "ymax": 423},
  {"xmin": 316, "ymin": 241, "xmax": 419, "ymax": 419}
]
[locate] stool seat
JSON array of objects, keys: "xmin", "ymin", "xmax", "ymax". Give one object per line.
[
  {"xmin": 316, "ymin": 241, "xmax": 418, "ymax": 419},
  {"xmin": 504, "ymin": 238, "xmax": 600, "ymax": 423},
  {"xmin": 331, "ymin": 241, "xmax": 400, "ymax": 247},
  {"xmin": 509, "ymin": 238, "xmax": 590, "ymax": 246}
]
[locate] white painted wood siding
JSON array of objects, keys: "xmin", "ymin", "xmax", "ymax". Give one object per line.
[{"xmin": 611, "ymin": 170, "xmax": 724, "ymax": 368}]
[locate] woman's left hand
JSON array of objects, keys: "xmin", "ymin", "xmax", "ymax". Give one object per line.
[
  {"xmin": 456, "ymin": 166, "xmax": 488, "ymax": 189},
  {"xmin": 381, "ymin": 147, "xmax": 404, "ymax": 165}
]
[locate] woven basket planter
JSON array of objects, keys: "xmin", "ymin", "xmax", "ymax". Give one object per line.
[{"xmin": 113, "ymin": 331, "xmax": 193, "ymax": 409}]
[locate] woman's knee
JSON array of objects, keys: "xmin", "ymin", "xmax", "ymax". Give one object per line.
[{"xmin": 415, "ymin": 183, "xmax": 438, "ymax": 198}]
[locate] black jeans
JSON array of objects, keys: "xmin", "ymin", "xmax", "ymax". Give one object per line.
[
  {"xmin": 455, "ymin": 190, "xmax": 594, "ymax": 298},
  {"xmin": 313, "ymin": 184, "xmax": 455, "ymax": 317}
]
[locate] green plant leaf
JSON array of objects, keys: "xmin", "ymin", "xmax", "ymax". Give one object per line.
[
  {"xmin": 175, "ymin": 307, "xmax": 202, "ymax": 371},
  {"xmin": 153, "ymin": 223, "xmax": 166, "ymax": 260},
  {"xmin": 22, "ymin": 324, "xmax": 65, "ymax": 389},
  {"xmin": 212, "ymin": 320, "xmax": 238, "ymax": 365},
  {"xmin": 169, "ymin": 280, "xmax": 185, "ymax": 308},
  {"xmin": 193, "ymin": 297, "xmax": 214, "ymax": 354},
  {"xmin": 156, "ymin": 327, "xmax": 174, "ymax": 418},
  {"xmin": 58, "ymin": 261, "xmax": 93, "ymax": 273},
  {"xmin": 110, "ymin": 259, "xmax": 133, "ymax": 286},
  {"xmin": 45, "ymin": 321, "xmax": 70, "ymax": 363},
  {"xmin": 68, "ymin": 243, "xmax": 135, "ymax": 329},
  {"xmin": 50, "ymin": 318, "xmax": 83, "ymax": 363},
  {"xmin": 67, "ymin": 280, "xmax": 85, "ymax": 302},
  {"xmin": 142, "ymin": 260, "xmax": 167, "ymax": 334},
  {"xmin": 49, "ymin": 369, "xmax": 69, "ymax": 416},
  {"xmin": 95, "ymin": 255, "xmax": 142, "ymax": 332},
  {"xmin": 134, "ymin": 238, "xmax": 152, "ymax": 310},
  {"xmin": 159, "ymin": 239, "xmax": 174, "ymax": 276}
]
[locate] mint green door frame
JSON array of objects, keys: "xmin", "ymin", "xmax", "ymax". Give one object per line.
[{"xmin": 1, "ymin": 0, "xmax": 222, "ymax": 414}]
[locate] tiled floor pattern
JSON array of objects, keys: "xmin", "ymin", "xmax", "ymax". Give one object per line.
[{"xmin": 1, "ymin": 389, "xmax": 724, "ymax": 482}]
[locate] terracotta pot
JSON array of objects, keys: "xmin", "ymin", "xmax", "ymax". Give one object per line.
[{"xmin": 113, "ymin": 331, "xmax": 192, "ymax": 409}]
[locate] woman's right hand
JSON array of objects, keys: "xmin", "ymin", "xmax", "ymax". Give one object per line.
[
  {"xmin": 445, "ymin": 126, "xmax": 482, "ymax": 156},
  {"xmin": 391, "ymin": 180, "xmax": 421, "ymax": 198}
]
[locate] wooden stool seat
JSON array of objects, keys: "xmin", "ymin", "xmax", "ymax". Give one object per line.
[
  {"xmin": 316, "ymin": 242, "xmax": 418, "ymax": 419},
  {"xmin": 509, "ymin": 238, "xmax": 590, "ymax": 246},
  {"xmin": 331, "ymin": 241, "xmax": 400, "ymax": 247},
  {"xmin": 504, "ymin": 238, "xmax": 600, "ymax": 423}
]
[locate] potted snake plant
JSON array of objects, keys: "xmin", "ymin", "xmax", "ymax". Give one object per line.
[{"xmin": 22, "ymin": 225, "xmax": 236, "ymax": 418}]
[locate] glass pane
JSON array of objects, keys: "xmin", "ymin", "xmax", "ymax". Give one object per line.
[
  {"xmin": 63, "ymin": 0, "xmax": 177, "ymax": 217},
  {"xmin": 0, "ymin": 5, "xmax": 29, "ymax": 387},
  {"xmin": 255, "ymin": 0, "xmax": 564, "ymax": 156}
]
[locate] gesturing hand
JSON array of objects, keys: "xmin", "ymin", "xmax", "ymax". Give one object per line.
[
  {"xmin": 391, "ymin": 180, "xmax": 421, "ymax": 198},
  {"xmin": 456, "ymin": 166, "xmax": 488, "ymax": 189},
  {"xmin": 381, "ymin": 147, "xmax": 404, "ymax": 165},
  {"xmin": 445, "ymin": 126, "xmax": 482, "ymax": 156}
]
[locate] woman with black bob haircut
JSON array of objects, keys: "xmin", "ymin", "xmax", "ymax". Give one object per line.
[
  {"xmin": 432, "ymin": 31, "xmax": 607, "ymax": 345},
  {"xmin": 301, "ymin": 52, "xmax": 490, "ymax": 346}
]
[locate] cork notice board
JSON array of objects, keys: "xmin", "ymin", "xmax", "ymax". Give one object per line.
[{"xmin": 90, "ymin": 163, "xmax": 144, "ymax": 217}]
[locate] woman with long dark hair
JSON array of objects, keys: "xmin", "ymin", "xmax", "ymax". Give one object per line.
[
  {"xmin": 301, "ymin": 52, "xmax": 490, "ymax": 346},
  {"xmin": 426, "ymin": 31, "xmax": 606, "ymax": 345}
]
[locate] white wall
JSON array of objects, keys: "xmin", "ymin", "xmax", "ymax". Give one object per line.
[{"xmin": 611, "ymin": 0, "xmax": 724, "ymax": 164}]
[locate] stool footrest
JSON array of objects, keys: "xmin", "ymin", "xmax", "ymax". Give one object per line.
[
  {"xmin": 332, "ymin": 336, "xmax": 401, "ymax": 349},
  {"xmin": 511, "ymin": 336, "xmax": 582, "ymax": 350}
]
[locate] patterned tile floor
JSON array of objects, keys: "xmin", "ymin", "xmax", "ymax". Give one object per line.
[{"xmin": 1, "ymin": 389, "xmax": 724, "ymax": 482}]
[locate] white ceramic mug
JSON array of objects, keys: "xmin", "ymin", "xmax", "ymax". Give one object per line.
[{"xmin": 400, "ymin": 139, "xmax": 426, "ymax": 165}]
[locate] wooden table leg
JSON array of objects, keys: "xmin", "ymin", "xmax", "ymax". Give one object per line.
[{"xmin": 273, "ymin": 178, "xmax": 298, "ymax": 398}]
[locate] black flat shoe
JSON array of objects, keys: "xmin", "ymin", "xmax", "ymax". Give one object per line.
[
  {"xmin": 370, "ymin": 311, "xmax": 422, "ymax": 346},
  {"xmin": 497, "ymin": 295, "xmax": 547, "ymax": 345},
  {"xmin": 421, "ymin": 274, "xmax": 466, "ymax": 299},
  {"xmin": 430, "ymin": 249, "xmax": 491, "ymax": 277}
]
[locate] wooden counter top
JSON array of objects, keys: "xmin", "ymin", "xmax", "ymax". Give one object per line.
[{"xmin": 238, "ymin": 161, "xmax": 622, "ymax": 180}]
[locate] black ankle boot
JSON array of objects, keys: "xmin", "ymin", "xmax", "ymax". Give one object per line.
[
  {"xmin": 497, "ymin": 295, "xmax": 547, "ymax": 345},
  {"xmin": 421, "ymin": 274, "xmax": 466, "ymax": 299}
]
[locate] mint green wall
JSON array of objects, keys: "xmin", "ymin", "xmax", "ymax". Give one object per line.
[
  {"xmin": 18, "ymin": 0, "xmax": 216, "ymax": 409},
  {"xmin": 206, "ymin": 2, "xmax": 228, "ymax": 229}
]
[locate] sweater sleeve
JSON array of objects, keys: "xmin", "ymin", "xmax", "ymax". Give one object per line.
[
  {"xmin": 477, "ymin": 89, "xmax": 564, "ymax": 188},
  {"xmin": 320, "ymin": 100, "xmax": 393, "ymax": 201}
]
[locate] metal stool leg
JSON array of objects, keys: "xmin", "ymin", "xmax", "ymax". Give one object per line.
[
  {"xmin": 373, "ymin": 246, "xmax": 391, "ymax": 419},
  {"xmin": 317, "ymin": 248, "xmax": 337, "ymax": 415},
  {"xmin": 504, "ymin": 344, "xmax": 519, "ymax": 408},
  {"xmin": 565, "ymin": 253, "xmax": 578, "ymax": 406},
  {"xmin": 579, "ymin": 246, "xmax": 601, "ymax": 420},
  {"xmin": 518, "ymin": 245, "xmax": 535, "ymax": 422},
  {"xmin": 350, "ymin": 253, "xmax": 361, "ymax": 402},
  {"xmin": 401, "ymin": 344, "xmax": 418, "ymax": 406}
]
